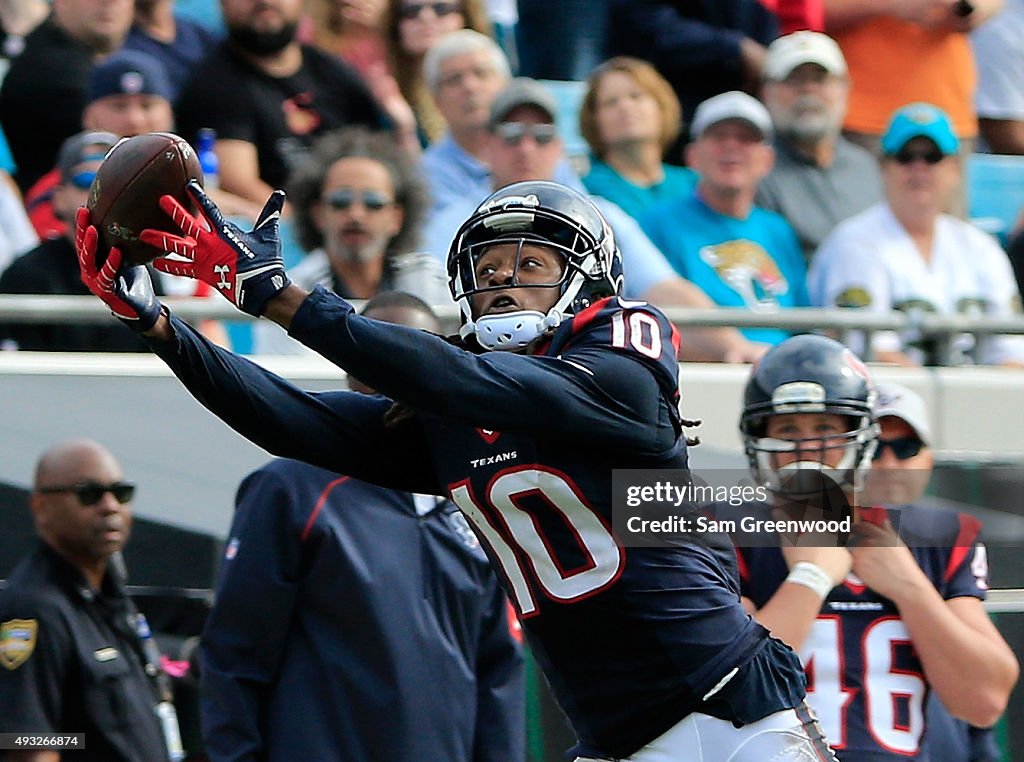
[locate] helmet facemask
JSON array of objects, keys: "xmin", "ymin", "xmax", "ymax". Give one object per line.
[{"xmin": 745, "ymin": 419, "xmax": 878, "ymax": 499}]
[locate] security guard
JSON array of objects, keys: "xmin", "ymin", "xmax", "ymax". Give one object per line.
[{"xmin": 0, "ymin": 439, "xmax": 179, "ymax": 762}]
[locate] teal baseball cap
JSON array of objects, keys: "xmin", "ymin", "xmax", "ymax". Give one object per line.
[{"xmin": 881, "ymin": 102, "xmax": 959, "ymax": 156}]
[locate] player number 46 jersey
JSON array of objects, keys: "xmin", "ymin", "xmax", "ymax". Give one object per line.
[{"xmin": 738, "ymin": 506, "xmax": 989, "ymax": 759}]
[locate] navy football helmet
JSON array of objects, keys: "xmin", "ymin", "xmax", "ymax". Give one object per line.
[
  {"xmin": 740, "ymin": 334, "xmax": 879, "ymax": 493},
  {"xmin": 447, "ymin": 181, "xmax": 624, "ymax": 351}
]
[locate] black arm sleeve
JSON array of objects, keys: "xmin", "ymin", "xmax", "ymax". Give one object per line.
[
  {"xmin": 148, "ymin": 314, "xmax": 442, "ymax": 494},
  {"xmin": 289, "ymin": 287, "xmax": 677, "ymax": 454}
]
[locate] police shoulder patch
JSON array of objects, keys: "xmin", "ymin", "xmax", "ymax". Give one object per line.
[{"xmin": 0, "ymin": 618, "xmax": 38, "ymax": 670}]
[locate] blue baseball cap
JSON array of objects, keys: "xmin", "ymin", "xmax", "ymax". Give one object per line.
[
  {"xmin": 881, "ymin": 102, "xmax": 959, "ymax": 156},
  {"xmin": 87, "ymin": 50, "xmax": 173, "ymax": 104}
]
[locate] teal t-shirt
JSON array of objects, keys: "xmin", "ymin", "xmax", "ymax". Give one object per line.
[
  {"xmin": 640, "ymin": 191, "xmax": 809, "ymax": 345},
  {"xmin": 582, "ymin": 159, "xmax": 697, "ymax": 220}
]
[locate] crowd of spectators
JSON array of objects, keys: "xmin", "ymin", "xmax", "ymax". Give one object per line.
[{"xmin": 0, "ymin": 0, "xmax": 1021, "ymax": 367}]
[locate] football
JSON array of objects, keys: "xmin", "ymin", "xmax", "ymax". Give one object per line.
[{"xmin": 87, "ymin": 132, "xmax": 204, "ymax": 266}]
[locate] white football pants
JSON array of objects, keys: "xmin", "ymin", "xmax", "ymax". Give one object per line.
[{"xmin": 574, "ymin": 702, "xmax": 837, "ymax": 762}]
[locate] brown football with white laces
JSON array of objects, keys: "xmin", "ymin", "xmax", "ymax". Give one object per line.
[{"xmin": 87, "ymin": 132, "xmax": 204, "ymax": 266}]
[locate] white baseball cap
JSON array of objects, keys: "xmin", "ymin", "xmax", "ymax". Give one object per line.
[
  {"xmin": 690, "ymin": 91, "xmax": 773, "ymax": 140},
  {"xmin": 763, "ymin": 31, "xmax": 847, "ymax": 82},
  {"xmin": 873, "ymin": 383, "xmax": 931, "ymax": 445}
]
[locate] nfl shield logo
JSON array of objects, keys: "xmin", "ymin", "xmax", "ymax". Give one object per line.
[{"xmin": 1, "ymin": 619, "xmax": 38, "ymax": 670}]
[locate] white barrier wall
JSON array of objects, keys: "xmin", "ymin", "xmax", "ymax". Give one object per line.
[{"xmin": 2, "ymin": 353, "xmax": 1022, "ymax": 537}]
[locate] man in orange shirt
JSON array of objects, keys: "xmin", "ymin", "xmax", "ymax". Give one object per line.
[{"xmin": 824, "ymin": 0, "xmax": 1003, "ymax": 160}]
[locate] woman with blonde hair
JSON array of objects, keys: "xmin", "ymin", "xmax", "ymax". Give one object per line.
[
  {"xmin": 382, "ymin": 0, "xmax": 492, "ymax": 144},
  {"xmin": 580, "ymin": 56, "xmax": 697, "ymax": 219}
]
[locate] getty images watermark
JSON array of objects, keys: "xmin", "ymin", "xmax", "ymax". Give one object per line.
[{"xmin": 612, "ymin": 469, "xmax": 856, "ymax": 548}]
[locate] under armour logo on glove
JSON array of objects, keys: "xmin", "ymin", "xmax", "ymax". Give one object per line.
[
  {"xmin": 213, "ymin": 264, "xmax": 231, "ymax": 290},
  {"xmin": 139, "ymin": 181, "xmax": 291, "ymax": 317}
]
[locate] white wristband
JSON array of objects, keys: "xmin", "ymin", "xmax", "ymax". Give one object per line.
[{"xmin": 786, "ymin": 561, "xmax": 834, "ymax": 600}]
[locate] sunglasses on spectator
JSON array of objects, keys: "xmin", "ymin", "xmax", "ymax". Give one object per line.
[
  {"xmin": 38, "ymin": 481, "xmax": 136, "ymax": 506},
  {"xmin": 872, "ymin": 437, "xmax": 925, "ymax": 461},
  {"xmin": 323, "ymin": 188, "xmax": 394, "ymax": 212},
  {"xmin": 399, "ymin": 2, "xmax": 461, "ymax": 19},
  {"xmin": 68, "ymin": 171, "xmax": 97, "ymax": 190},
  {"xmin": 494, "ymin": 122, "xmax": 558, "ymax": 147},
  {"xmin": 892, "ymin": 148, "xmax": 945, "ymax": 166}
]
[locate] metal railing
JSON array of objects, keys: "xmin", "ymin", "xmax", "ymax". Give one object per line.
[{"xmin": 2, "ymin": 295, "xmax": 1024, "ymax": 365}]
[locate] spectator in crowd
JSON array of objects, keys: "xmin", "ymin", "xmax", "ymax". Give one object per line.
[
  {"xmin": 0, "ymin": 166, "xmax": 36, "ymax": 276},
  {"xmin": 303, "ymin": 0, "xmax": 388, "ymax": 81},
  {"xmin": 25, "ymin": 49, "xmax": 177, "ymax": 240},
  {"xmin": 175, "ymin": 0, "xmax": 401, "ymax": 207},
  {"xmin": 734, "ymin": 336, "xmax": 1019, "ymax": 760},
  {"xmin": 425, "ymin": 77, "xmax": 767, "ymax": 362},
  {"xmin": 202, "ymin": 292, "xmax": 525, "ymax": 761},
  {"xmin": 0, "ymin": 130, "xmax": 167, "ymax": 352},
  {"xmin": 823, "ymin": 0, "xmax": 1002, "ymax": 158},
  {"xmin": 23, "ymin": 49, "xmax": 257, "ymax": 246},
  {"xmin": 253, "ymin": 127, "xmax": 448, "ymax": 354},
  {"xmin": 864, "ymin": 383, "xmax": 1003, "ymax": 762},
  {"xmin": 579, "ymin": 56, "xmax": 697, "ymax": 220},
  {"xmin": 0, "ymin": 0, "xmax": 49, "ymax": 82},
  {"xmin": 382, "ymin": 0, "xmax": 492, "ymax": 144},
  {"xmin": 756, "ymin": 31, "xmax": 881, "ymax": 263},
  {"xmin": 810, "ymin": 102, "xmax": 1024, "ymax": 367},
  {"xmin": 606, "ymin": 0, "xmax": 779, "ymax": 126},
  {"xmin": 0, "ymin": 0, "xmax": 134, "ymax": 192},
  {"xmin": 124, "ymin": 0, "xmax": 221, "ymax": 102},
  {"xmin": 0, "ymin": 438, "xmax": 179, "ymax": 762},
  {"xmin": 640, "ymin": 91, "xmax": 809, "ymax": 346},
  {"xmin": 0, "ymin": 115, "xmax": 37, "ymax": 273},
  {"xmin": 420, "ymin": 29, "xmax": 580, "ymax": 214},
  {"xmin": 971, "ymin": 0, "xmax": 1024, "ymax": 154}
]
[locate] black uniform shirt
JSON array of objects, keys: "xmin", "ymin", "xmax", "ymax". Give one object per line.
[{"xmin": 0, "ymin": 544, "xmax": 169, "ymax": 762}]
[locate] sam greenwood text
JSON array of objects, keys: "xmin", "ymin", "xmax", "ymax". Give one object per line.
[{"xmin": 626, "ymin": 514, "xmax": 853, "ymax": 534}]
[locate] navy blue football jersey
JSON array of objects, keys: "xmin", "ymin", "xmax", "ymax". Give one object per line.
[
  {"xmin": 737, "ymin": 504, "xmax": 989, "ymax": 761},
  {"xmin": 151, "ymin": 289, "xmax": 805, "ymax": 758}
]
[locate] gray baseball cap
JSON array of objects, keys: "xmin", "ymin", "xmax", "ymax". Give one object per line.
[
  {"xmin": 56, "ymin": 130, "xmax": 120, "ymax": 182},
  {"xmin": 489, "ymin": 77, "xmax": 558, "ymax": 128}
]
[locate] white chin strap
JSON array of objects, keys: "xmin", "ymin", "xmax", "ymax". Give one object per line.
[{"xmin": 461, "ymin": 310, "xmax": 563, "ymax": 351}]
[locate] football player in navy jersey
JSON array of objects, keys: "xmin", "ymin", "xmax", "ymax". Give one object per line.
[
  {"xmin": 76, "ymin": 180, "xmax": 835, "ymax": 760},
  {"xmin": 734, "ymin": 336, "xmax": 1018, "ymax": 760}
]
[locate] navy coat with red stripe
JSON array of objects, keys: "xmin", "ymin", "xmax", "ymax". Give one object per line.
[
  {"xmin": 152, "ymin": 287, "xmax": 806, "ymax": 759},
  {"xmin": 737, "ymin": 504, "xmax": 989, "ymax": 761},
  {"xmin": 200, "ymin": 458, "xmax": 525, "ymax": 762}
]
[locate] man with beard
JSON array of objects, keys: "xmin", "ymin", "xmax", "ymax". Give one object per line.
[
  {"xmin": 253, "ymin": 127, "xmax": 448, "ymax": 354},
  {"xmin": 756, "ymin": 31, "xmax": 882, "ymax": 263},
  {"xmin": 175, "ymin": 0, "xmax": 394, "ymax": 207}
]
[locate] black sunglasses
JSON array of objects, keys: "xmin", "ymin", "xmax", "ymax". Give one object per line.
[
  {"xmin": 398, "ymin": 1, "xmax": 461, "ymax": 20},
  {"xmin": 494, "ymin": 122, "xmax": 557, "ymax": 147},
  {"xmin": 38, "ymin": 481, "xmax": 136, "ymax": 506},
  {"xmin": 892, "ymin": 148, "xmax": 945, "ymax": 166},
  {"xmin": 872, "ymin": 437, "xmax": 925, "ymax": 461},
  {"xmin": 323, "ymin": 188, "xmax": 394, "ymax": 212}
]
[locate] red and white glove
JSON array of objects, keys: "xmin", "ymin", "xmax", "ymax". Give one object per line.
[
  {"xmin": 75, "ymin": 207, "xmax": 163, "ymax": 331},
  {"xmin": 141, "ymin": 181, "xmax": 290, "ymax": 317}
]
